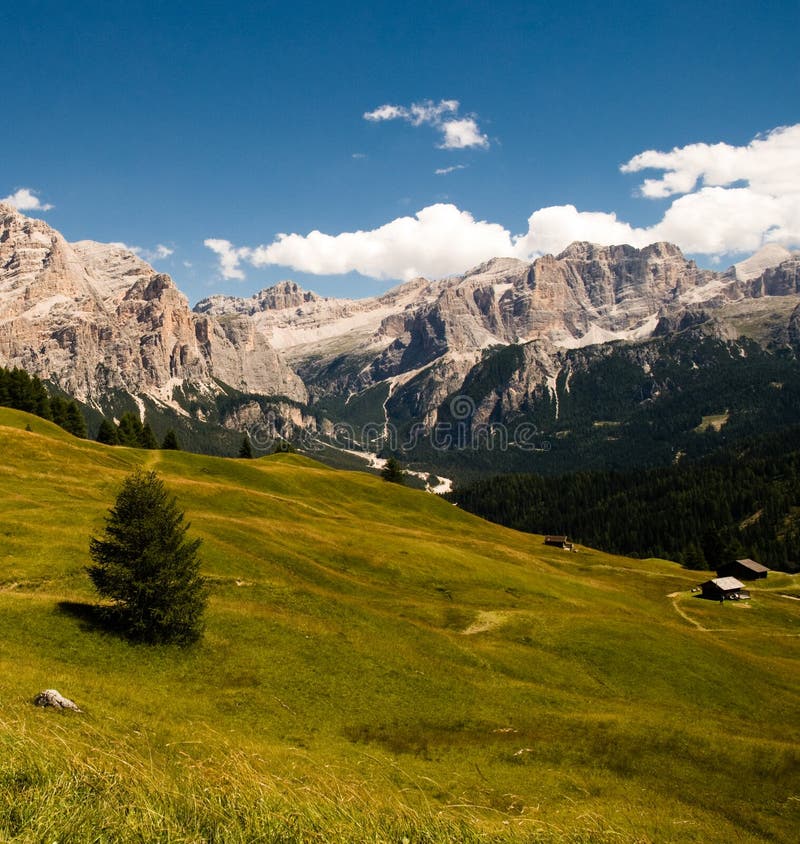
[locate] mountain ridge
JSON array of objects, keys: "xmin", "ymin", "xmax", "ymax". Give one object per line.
[{"xmin": 2, "ymin": 202, "xmax": 800, "ymax": 468}]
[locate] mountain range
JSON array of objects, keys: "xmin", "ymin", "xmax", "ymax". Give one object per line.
[{"xmin": 2, "ymin": 201, "xmax": 799, "ymax": 474}]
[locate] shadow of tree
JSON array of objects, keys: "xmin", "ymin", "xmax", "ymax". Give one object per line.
[{"xmin": 56, "ymin": 601, "xmax": 126, "ymax": 637}]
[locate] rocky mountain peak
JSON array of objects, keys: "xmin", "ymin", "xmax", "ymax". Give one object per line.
[
  {"xmin": 734, "ymin": 243, "xmax": 794, "ymax": 281},
  {"xmin": 640, "ymin": 241, "xmax": 686, "ymax": 260},
  {"xmin": 194, "ymin": 281, "xmax": 320, "ymax": 317},
  {"xmin": 0, "ymin": 206, "xmax": 308, "ymax": 406},
  {"xmin": 124, "ymin": 272, "xmax": 181, "ymax": 303},
  {"xmin": 555, "ymin": 241, "xmax": 608, "ymax": 260},
  {"xmin": 462, "ymin": 256, "xmax": 528, "ymax": 279},
  {"xmin": 256, "ymin": 281, "xmax": 320, "ymax": 310},
  {"xmin": 555, "ymin": 241, "xmax": 685, "ymax": 263},
  {"xmin": 0, "ymin": 202, "xmax": 40, "ymax": 224}
]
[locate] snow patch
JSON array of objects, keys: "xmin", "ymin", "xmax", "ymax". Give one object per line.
[
  {"xmin": 552, "ymin": 314, "xmax": 660, "ymax": 350},
  {"xmin": 142, "ymin": 378, "xmax": 192, "ymax": 417},
  {"xmin": 132, "ymin": 394, "xmax": 146, "ymax": 422},
  {"xmin": 680, "ymin": 278, "xmax": 736, "ymax": 304},
  {"xmin": 320, "ymin": 443, "xmax": 452, "ymax": 494},
  {"xmin": 546, "ymin": 374, "xmax": 559, "ymax": 420}
]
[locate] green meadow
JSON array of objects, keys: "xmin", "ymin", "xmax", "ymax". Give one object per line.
[{"xmin": 0, "ymin": 407, "xmax": 798, "ymax": 842}]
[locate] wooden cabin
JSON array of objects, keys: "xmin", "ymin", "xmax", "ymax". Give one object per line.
[
  {"xmin": 717, "ymin": 558, "xmax": 769, "ymax": 580},
  {"xmin": 544, "ymin": 535, "xmax": 574, "ymax": 551},
  {"xmin": 700, "ymin": 576, "xmax": 750, "ymax": 601}
]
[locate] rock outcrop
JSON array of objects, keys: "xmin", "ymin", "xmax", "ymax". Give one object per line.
[
  {"xmin": 0, "ymin": 204, "xmax": 306, "ymax": 407},
  {"xmin": 33, "ymin": 689, "xmax": 81, "ymax": 711}
]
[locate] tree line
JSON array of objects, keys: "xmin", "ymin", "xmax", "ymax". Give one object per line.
[
  {"xmin": 0, "ymin": 366, "xmax": 186, "ymax": 450},
  {"xmin": 0, "ymin": 367, "xmax": 87, "ymax": 438},
  {"xmin": 96, "ymin": 413, "xmax": 180, "ymax": 450},
  {"xmin": 449, "ymin": 426, "xmax": 800, "ymax": 573}
]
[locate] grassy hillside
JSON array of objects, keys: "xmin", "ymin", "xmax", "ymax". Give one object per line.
[{"xmin": 0, "ymin": 407, "xmax": 798, "ymax": 843}]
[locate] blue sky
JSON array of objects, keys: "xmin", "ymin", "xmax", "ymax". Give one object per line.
[{"xmin": 2, "ymin": 0, "xmax": 798, "ymax": 302}]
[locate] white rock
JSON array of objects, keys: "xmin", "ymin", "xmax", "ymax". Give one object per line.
[{"xmin": 33, "ymin": 689, "xmax": 81, "ymax": 711}]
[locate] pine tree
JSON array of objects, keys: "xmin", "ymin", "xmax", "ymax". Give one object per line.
[
  {"xmin": 161, "ymin": 429, "xmax": 180, "ymax": 450},
  {"xmin": 140, "ymin": 422, "xmax": 159, "ymax": 450},
  {"xmin": 115, "ymin": 413, "xmax": 158, "ymax": 448},
  {"xmin": 45, "ymin": 396, "xmax": 86, "ymax": 437},
  {"xmin": 117, "ymin": 412, "xmax": 144, "ymax": 447},
  {"xmin": 0, "ymin": 368, "xmax": 51, "ymax": 418},
  {"xmin": 64, "ymin": 401, "xmax": 87, "ymax": 438},
  {"xmin": 50, "ymin": 396, "xmax": 69, "ymax": 428},
  {"xmin": 683, "ymin": 542, "xmax": 707, "ymax": 570},
  {"xmin": 238, "ymin": 435, "xmax": 253, "ymax": 458},
  {"xmin": 381, "ymin": 457, "xmax": 406, "ymax": 485},
  {"xmin": 87, "ymin": 470, "xmax": 207, "ymax": 645},
  {"xmin": 97, "ymin": 419, "xmax": 119, "ymax": 445}
]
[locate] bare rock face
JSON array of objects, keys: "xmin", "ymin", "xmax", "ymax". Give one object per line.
[
  {"xmin": 746, "ymin": 256, "xmax": 800, "ymax": 297},
  {"xmin": 198, "ymin": 242, "xmax": 786, "ymax": 431},
  {"xmin": 33, "ymin": 689, "xmax": 81, "ymax": 711},
  {"xmin": 0, "ymin": 204, "xmax": 306, "ymax": 407},
  {"xmin": 205, "ymin": 314, "xmax": 308, "ymax": 399},
  {"xmin": 4, "ymin": 201, "xmax": 799, "ymax": 443}
]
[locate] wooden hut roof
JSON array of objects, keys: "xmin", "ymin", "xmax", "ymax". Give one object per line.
[
  {"xmin": 735, "ymin": 558, "xmax": 769, "ymax": 574},
  {"xmin": 711, "ymin": 576, "xmax": 745, "ymax": 591}
]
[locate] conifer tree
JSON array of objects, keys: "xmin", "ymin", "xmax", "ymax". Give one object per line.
[
  {"xmin": 238, "ymin": 435, "xmax": 254, "ymax": 459},
  {"xmin": 381, "ymin": 457, "xmax": 406, "ymax": 485},
  {"xmin": 117, "ymin": 412, "xmax": 144, "ymax": 447},
  {"xmin": 64, "ymin": 401, "xmax": 87, "ymax": 438},
  {"xmin": 97, "ymin": 419, "xmax": 119, "ymax": 445},
  {"xmin": 87, "ymin": 470, "xmax": 207, "ymax": 645},
  {"xmin": 140, "ymin": 422, "xmax": 159, "ymax": 450},
  {"xmin": 50, "ymin": 396, "xmax": 69, "ymax": 428},
  {"xmin": 161, "ymin": 429, "xmax": 180, "ymax": 450}
]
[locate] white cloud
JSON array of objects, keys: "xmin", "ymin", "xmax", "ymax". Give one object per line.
[
  {"xmin": 364, "ymin": 99, "xmax": 489, "ymax": 150},
  {"xmin": 407, "ymin": 99, "xmax": 459, "ymax": 125},
  {"xmin": 118, "ymin": 242, "xmax": 175, "ymax": 263},
  {"xmin": 435, "ymin": 164, "xmax": 467, "ymax": 175},
  {"xmin": 438, "ymin": 119, "xmax": 489, "ymax": 150},
  {"xmin": 149, "ymin": 244, "xmax": 174, "ymax": 260},
  {"xmin": 1, "ymin": 187, "xmax": 53, "ymax": 212},
  {"xmin": 206, "ymin": 124, "xmax": 800, "ymax": 281},
  {"xmin": 204, "ymin": 238, "xmax": 251, "ymax": 280},
  {"xmin": 519, "ymin": 186, "xmax": 800, "ymax": 258},
  {"xmin": 215, "ymin": 205, "xmax": 513, "ymax": 281},
  {"xmin": 511, "ymin": 125, "xmax": 800, "ymax": 259},
  {"xmin": 364, "ymin": 104, "xmax": 408, "ymax": 122},
  {"xmin": 621, "ymin": 124, "xmax": 800, "ymax": 198},
  {"xmin": 516, "ymin": 205, "xmax": 648, "ymax": 256}
]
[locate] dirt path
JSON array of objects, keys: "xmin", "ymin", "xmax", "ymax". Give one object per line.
[
  {"xmin": 144, "ymin": 450, "xmax": 163, "ymax": 470},
  {"xmin": 462, "ymin": 611, "xmax": 509, "ymax": 635},
  {"xmin": 669, "ymin": 595, "xmax": 709, "ymax": 631}
]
